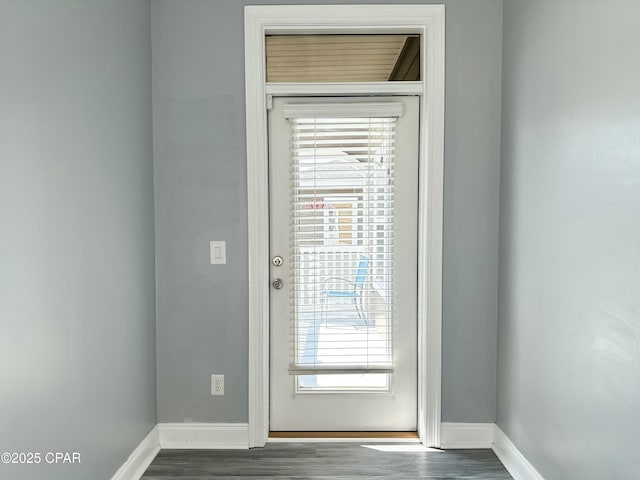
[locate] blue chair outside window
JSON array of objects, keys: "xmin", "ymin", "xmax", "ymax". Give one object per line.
[{"xmin": 321, "ymin": 255, "xmax": 370, "ymax": 326}]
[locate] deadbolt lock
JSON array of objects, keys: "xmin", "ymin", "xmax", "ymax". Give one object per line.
[{"xmin": 272, "ymin": 255, "xmax": 283, "ymax": 266}]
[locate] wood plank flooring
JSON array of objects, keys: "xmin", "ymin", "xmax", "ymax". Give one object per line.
[{"xmin": 141, "ymin": 443, "xmax": 513, "ymax": 479}]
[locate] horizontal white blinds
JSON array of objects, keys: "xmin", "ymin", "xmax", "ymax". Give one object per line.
[
  {"xmin": 283, "ymin": 102, "xmax": 403, "ymax": 119},
  {"xmin": 288, "ymin": 108, "xmax": 398, "ymax": 375}
]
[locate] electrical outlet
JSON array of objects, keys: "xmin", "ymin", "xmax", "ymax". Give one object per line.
[{"xmin": 211, "ymin": 374, "xmax": 224, "ymax": 396}]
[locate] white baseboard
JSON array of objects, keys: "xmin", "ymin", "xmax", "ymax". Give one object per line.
[
  {"xmin": 110, "ymin": 425, "xmax": 160, "ymax": 480},
  {"xmin": 493, "ymin": 425, "xmax": 545, "ymax": 480},
  {"xmin": 440, "ymin": 422, "xmax": 495, "ymax": 449},
  {"xmin": 159, "ymin": 423, "xmax": 249, "ymax": 449}
]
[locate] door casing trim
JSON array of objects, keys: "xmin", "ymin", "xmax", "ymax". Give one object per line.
[{"xmin": 244, "ymin": 4, "xmax": 445, "ymax": 448}]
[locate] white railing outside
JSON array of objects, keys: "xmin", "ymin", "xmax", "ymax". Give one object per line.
[{"xmin": 295, "ymin": 246, "xmax": 365, "ymax": 307}]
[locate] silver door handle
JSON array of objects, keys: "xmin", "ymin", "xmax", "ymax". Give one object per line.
[{"xmin": 272, "ymin": 278, "xmax": 284, "ymax": 289}]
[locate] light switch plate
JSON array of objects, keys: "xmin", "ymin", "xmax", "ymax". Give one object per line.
[{"xmin": 210, "ymin": 241, "xmax": 226, "ymax": 264}]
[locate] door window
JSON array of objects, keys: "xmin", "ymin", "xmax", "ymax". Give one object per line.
[{"xmin": 286, "ymin": 110, "xmax": 399, "ymax": 388}]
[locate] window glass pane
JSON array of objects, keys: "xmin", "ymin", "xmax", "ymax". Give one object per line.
[
  {"xmin": 288, "ymin": 113, "xmax": 397, "ymax": 377},
  {"xmin": 266, "ymin": 35, "xmax": 420, "ymax": 83},
  {"xmin": 297, "ymin": 374, "xmax": 389, "ymax": 392}
]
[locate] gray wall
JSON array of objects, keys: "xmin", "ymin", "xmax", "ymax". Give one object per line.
[
  {"xmin": 498, "ymin": 0, "xmax": 640, "ymax": 478},
  {"xmin": 0, "ymin": 1, "xmax": 156, "ymax": 479},
  {"xmin": 152, "ymin": 0, "xmax": 502, "ymax": 424}
]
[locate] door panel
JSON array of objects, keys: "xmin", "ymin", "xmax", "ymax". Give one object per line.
[{"xmin": 269, "ymin": 96, "xmax": 419, "ymax": 431}]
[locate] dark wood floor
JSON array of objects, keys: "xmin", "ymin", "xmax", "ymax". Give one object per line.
[{"xmin": 141, "ymin": 443, "xmax": 513, "ymax": 479}]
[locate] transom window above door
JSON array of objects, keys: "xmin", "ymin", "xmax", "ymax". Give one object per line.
[{"xmin": 266, "ymin": 35, "xmax": 420, "ymax": 83}]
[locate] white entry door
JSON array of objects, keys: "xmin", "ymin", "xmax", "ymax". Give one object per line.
[{"xmin": 269, "ymin": 96, "xmax": 419, "ymax": 431}]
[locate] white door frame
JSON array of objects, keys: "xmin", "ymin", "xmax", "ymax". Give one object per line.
[{"xmin": 244, "ymin": 4, "xmax": 445, "ymax": 448}]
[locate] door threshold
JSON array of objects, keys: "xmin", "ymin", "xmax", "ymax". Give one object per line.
[{"xmin": 269, "ymin": 431, "xmax": 419, "ymax": 443}]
